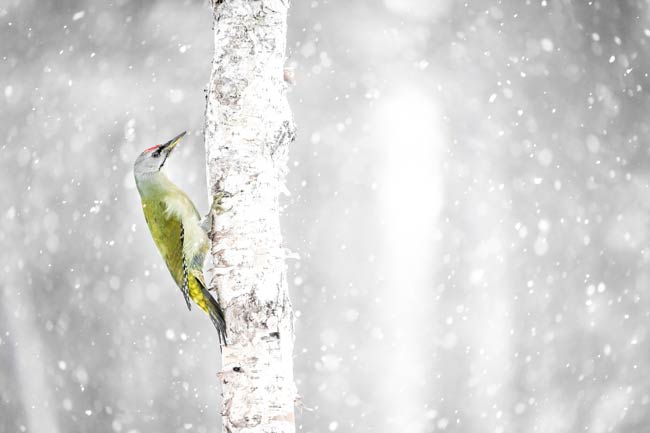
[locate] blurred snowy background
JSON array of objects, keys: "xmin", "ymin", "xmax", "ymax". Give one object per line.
[{"xmin": 2, "ymin": 0, "xmax": 650, "ymax": 432}]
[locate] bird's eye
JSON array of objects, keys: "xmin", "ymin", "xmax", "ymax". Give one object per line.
[{"xmin": 152, "ymin": 149, "xmax": 161, "ymax": 158}]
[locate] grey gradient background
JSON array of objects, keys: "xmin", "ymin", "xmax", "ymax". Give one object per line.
[{"xmin": 1, "ymin": 1, "xmax": 649, "ymax": 432}]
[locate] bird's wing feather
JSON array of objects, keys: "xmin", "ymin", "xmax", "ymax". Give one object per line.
[
  {"xmin": 179, "ymin": 224, "xmax": 192, "ymax": 311},
  {"xmin": 142, "ymin": 198, "xmax": 192, "ymax": 311}
]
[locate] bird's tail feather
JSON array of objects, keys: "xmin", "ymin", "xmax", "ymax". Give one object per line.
[{"xmin": 196, "ymin": 277, "xmax": 227, "ymax": 347}]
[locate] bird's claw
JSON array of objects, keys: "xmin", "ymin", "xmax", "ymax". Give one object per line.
[{"xmin": 211, "ymin": 191, "xmax": 233, "ymax": 215}]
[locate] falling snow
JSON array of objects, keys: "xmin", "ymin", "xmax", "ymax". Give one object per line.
[{"xmin": 1, "ymin": 1, "xmax": 650, "ymax": 433}]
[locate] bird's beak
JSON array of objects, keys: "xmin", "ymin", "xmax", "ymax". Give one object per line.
[{"xmin": 159, "ymin": 131, "xmax": 186, "ymax": 154}]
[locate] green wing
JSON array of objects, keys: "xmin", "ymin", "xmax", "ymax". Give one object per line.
[
  {"xmin": 142, "ymin": 198, "xmax": 192, "ymax": 311},
  {"xmin": 179, "ymin": 224, "xmax": 192, "ymax": 311}
]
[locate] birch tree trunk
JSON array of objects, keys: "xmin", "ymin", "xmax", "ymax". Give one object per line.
[{"xmin": 203, "ymin": 1, "xmax": 296, "ymax": 432}]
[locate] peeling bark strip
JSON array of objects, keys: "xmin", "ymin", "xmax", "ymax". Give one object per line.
[{"xmin": 203, "ymin": 1, "xmax": 297, "ymax": 433}]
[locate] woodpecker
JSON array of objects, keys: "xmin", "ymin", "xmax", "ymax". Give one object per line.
[{"xmin": 134, "ymin": 131, "xmax": 227, "ymax": 345}]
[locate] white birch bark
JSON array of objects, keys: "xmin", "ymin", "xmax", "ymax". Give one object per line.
[{"xmin": 203, "ymin": 1, "xmax": 296, "ymax": 433}]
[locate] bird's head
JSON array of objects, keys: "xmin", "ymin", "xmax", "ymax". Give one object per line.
[{"xmin": 134, "ymin": 131, "xmax": 186, "ymax": 178}]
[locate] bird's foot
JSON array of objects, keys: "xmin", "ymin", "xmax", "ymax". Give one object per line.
[{"xmin": 211, "ymin": 191, "xmax": 233, "ymax": 215}]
